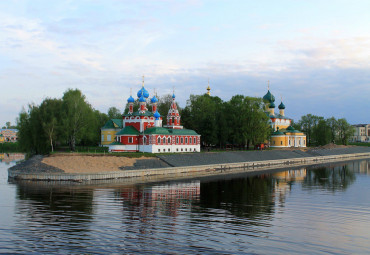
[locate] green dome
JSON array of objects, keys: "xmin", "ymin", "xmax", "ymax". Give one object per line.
[
  {"xmin": 269, "ymin": 102, "xmax": 275, "ymax": 108},
  {"xmin": 278, "ymin": 102, "xmax": 285, "ymax": 109},
  {"xmin": 263, "ymin": 90, "xmax": 275, "ymax": 103},
  {"xmin": 272, "ymin": 130, "xmax": 284, "ymax": 135},
  {"xmin": 286, "ymin": 126, "xmax": 295, "ymax": 131}
]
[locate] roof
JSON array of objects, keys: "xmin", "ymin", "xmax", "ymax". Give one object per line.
[
  {"xmin": 272, "ymin": 130, "xmax": 285, "ymax": 135},
  {"xmin": 265, "ymin": 112, "xmax": 292, "ymax": 120},
  {"xmin": 109, "ymin": 141, "xmax": 122, "ymax": 145},
  {"xmin": 143, "ymin": 127, "xmax": 171, "ymax": 135},
  {"xmin": 116, "ymin": 126, "xmax": 140, "ymax": 135},
  {"xmin": 141, "ymin": 127, "xmax": 200, "ymax": 135},
  {"xmin": 263, "ymin": 90, "xmax": 275, "ymax": 103},
  {"xmin": 123, "ymin": 111, "xmax": 154, "ymax": 117},
  {"xmin": 170, "ymin": 129, "xmax": 199, "ymax": 135},
  {"xmin": 102, "ymin": 119, "xmax": 123, "ymax": 129},
  {"xmin": 278, "ymin": 102, "xmax": 285, "ymax": 109}
]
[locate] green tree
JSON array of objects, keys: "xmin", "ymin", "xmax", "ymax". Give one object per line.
[
  {"xmin": 38, "ymin": 98, "xmax": 63, "ymax": 152},
  {"xmin": 107, "ymin": 107, "xmax": 122, "ymax": 119},
  {"xmin": 326, "ymin": 117, "xmax": 338, "ymax": 143},
  {"xmin": 337, "ymin": 118, "xmax": 355, "ymax": 145},
  {"xmin": 61, "ymin": 89, "xmax": 95, "ymax": 151}
]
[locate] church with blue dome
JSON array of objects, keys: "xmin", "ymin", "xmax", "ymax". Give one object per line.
[{"xmin": 101, "ymin": 78, "xmax": 200, "ymax": 153}]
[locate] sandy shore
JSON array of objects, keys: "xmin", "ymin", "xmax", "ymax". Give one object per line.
[{"xmin": 42, "ymin": 155, "xmax": 147, "ymax": 173}]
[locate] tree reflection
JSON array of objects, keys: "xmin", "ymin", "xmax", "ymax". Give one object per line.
[
  {"xmin": 303, "ymin": 164, "xmax": 356, "ymax": 192},
  {"xmin": 15, "ymin": 182, "xmax": 94, "ymax": 232},
  {"xmin": 195, "ymin": 176, "xmax": 276, "ymax": 221}
]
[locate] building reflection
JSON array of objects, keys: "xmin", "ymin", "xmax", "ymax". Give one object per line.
[
  {"xmin": 118, "ymin": 181, "xmax": 200, "ymax": 217},
  {"xmin": 0, "ymin": 153, "xmax": 25, "ymax": 164}
]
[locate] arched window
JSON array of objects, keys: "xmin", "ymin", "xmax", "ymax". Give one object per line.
[
  {"xmin": 185, "ymin": 137, "xmax": 188, "ymax": 144},
  {"xmin": 193, "ymin": 138, "xmax": 196, "ymax": 144},
  {"xmin": 143, "ymin": 136, "xmax": 147, "ymax": 144},
  {"xmin": 168, "ymin": 137, "xmax": 171, "ymax": 144},
  {"xmin": 158, "ymin": 137, "xmax": 161, "ymax": 144},
  {"xmin": 181, "ymin": 137, "xmax": 184, "ymax": 143},
  {"xmin": 176, "ymin": 137, "xmax": 179, "ymax": 144}
]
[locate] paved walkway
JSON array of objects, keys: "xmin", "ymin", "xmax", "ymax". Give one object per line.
[{"xmin": 158, "ymin": 147, "xmax": 370, "ymax": 167}]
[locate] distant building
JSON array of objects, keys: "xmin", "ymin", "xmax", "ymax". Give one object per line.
[
  {"xmin": 262, "ymin": 87, "xmax": 306, "ymax": 148},
  {"xmin": 0, "ymin": 129, "xmax": 18, "ymax": 143},
  {"xmin": 101, "ymin": 80, "xmax": 201, "ymax": 153},
  {"xmin": 349, "ymin": 124, "xmax": 370, "ymax": 142}
]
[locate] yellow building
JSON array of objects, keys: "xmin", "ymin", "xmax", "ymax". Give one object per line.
[
  {"xmin": 262, "ymin": 88, "xmax": 306, "ymax": 148},
  {"xmin": 101, "ymin": 119, "xmax": 123, "ymax": 146},
  {"xmin": 0, "ymin": 134, "xmax": 4, "ymax": 143}
]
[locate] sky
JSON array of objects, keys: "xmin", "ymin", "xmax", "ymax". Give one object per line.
[{"xmin": 0, "ymin": 0, "xmax": 369, "ymax": 126}]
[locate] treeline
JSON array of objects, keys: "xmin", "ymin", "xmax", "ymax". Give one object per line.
[
  {"xmin": 17, "ymin": 89, "xmax": 113, "ymax": 154},
  {"xmin": 294, "ymin": 114, "xmax": 354, "ymax": 146},
  {"xmin": 180, "ymin": 94, "xmax": 271, "ymax": 149}
]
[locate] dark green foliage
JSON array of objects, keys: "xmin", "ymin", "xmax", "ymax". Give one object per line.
[
  {"xmin": 295, "ymin": 114, "xmax": 354, "ymax": 146},
  {"xmin": 182, "ymin": 94, "xmax": 270, "ymax": 148},
  {"xmin": 107, "ymin": 107, "xmax": 122, "ymax": 119},
  {"xmin": 16, "ymin": 89, "xmax": 109, "ymax": 154},
  {"xmin": 0, "ymin": 142, "xmax": 21, "ymax": 152}
]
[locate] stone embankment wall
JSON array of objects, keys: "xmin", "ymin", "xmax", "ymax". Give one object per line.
[{"xmin": 8, "ymin": 152, "xmax": 370, "ymax": 182}]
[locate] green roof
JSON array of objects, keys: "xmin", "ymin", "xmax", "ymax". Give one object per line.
[
  {"xmin": 169, "ymin": 129, "xmax": 199, "ymax": 135},
  {"xmin": 102, "ymin": 119, "xmax": 123, "ymax": 129},
  {"xmin": 278, "ymin": 102, "xmax": 285, "ymax": 109},
  {"xmin": 263, "ymin": 90, "xmax": 275, "ymax": 103},
  {"xmin": 143, "ymin": 127, "xmax": 171, "ymax": 135},
  {"xmin": 141, "ymin": 127, "xmax": 200, "ymax": 135},
  {"xmin": 272, "ymin": 130, "xmax": 285, "ymax": 135},
  {"xmin": 123, "ymin": 111, "xmax": 154, "ymax": 117},
  {"xmin": 109, "ymin": 141, "xmax": 122, "ymax": 145},
  {"xmin": 116, "ymin": 125, "xmax": 140, "ymax": 135}
]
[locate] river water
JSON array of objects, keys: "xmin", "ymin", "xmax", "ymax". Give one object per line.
[{"xmin": 1, "ymin": 154, "xmax": 370, "ymax": 254}]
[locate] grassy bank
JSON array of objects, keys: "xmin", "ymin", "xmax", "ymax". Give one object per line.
[{"xmin": 349, "ymin": 142, "xmax": 370, "ymax": 147}]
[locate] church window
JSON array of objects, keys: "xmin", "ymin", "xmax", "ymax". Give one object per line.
[
  {"xmin": 128, "ymin": 137, "xmax": 133, "ymax": 143},
  {"xmin": 176, "ymin": 137, "xmax": 179, "ymax": 144},
  {"xmin": 158, "ymin": 149, "xmax": 160, "ymax": 152},
  {"xmin": 181, "ymin": 148, "xmax": 183, "ymax": 151},
  {"xmin": 289, "ymin": 140, "xmax": 291, "ymax": 145},
  {"xmin": 158, "ymin": 137, "xmax": 161, "ymax": 144},
  {"xmin": 185, "ymin": 138, "xmax": 188, "ymax": 144},
  {"xmin": 273, "ymin": 141, "xmax": 275, "ymax": 145},
  {"xmin": 185, "ymin": 148, "xmax": 187, "ymax": 151},
  {"xmin": 107, "ymin": 135, "xmax": 111, "ymax": 141},
  {"xmin": 101, "ymin": 135, "xmax": 104, "ymax": 141},
  {"xmin": 168, "ymin": 149, "xmax": 170, "ymax": 152},
  {"xmin": 193, "ymin": 138, "xmax": 196, "ymax": 144},
  {"xmin": 181, "ymin": 137, "xmax": 184, "ymax": 143},
  {"xmin": 168, "ymin": 137, "xmax": 171, "ymax": 144},
  {"xmin": 280, "ymin": 141, "xmax": 283, "ymax": 145},
  {"xmin": 176, "ymin": 148, "xmax": 179, "ymax": 152}
]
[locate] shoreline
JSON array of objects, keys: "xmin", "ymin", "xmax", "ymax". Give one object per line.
[{"xmin": 8, "ymin": 147, "xmax": 370, "ymax": 182}]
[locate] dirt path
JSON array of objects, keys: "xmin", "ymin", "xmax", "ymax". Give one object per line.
[{"xmin": 42, "ymin": 155, "xmax": 147, "ymax": 173}]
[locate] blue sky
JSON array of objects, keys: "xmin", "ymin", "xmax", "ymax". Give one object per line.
[{"xmin": 0, "ymin": 0, "xmax": 369, "ymax": 126}]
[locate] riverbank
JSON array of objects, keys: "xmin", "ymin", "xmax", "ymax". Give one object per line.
[{"xmin": 8, "ymin": 146, "xmax": 370, "ymax": 181}]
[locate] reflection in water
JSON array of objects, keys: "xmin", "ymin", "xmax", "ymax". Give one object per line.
[
  {"xmin": 303, "ymin": 164, "xmax": 356, "ymax": 191},
  {"xmin": 1, "ymin": 159, "xmax": 369, "ymax": 253},
  {"xmin": 0, "ymin": 153, "xmax": 25, "ymax": 164}
]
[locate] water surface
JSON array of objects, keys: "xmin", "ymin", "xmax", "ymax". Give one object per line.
[{"xmin": 1, "ymin": 154, "xmax": 370, "ymax": 254}]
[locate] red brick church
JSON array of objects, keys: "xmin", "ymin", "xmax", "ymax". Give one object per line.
[{"xmin": 102, "ymin": 82, "xmax": 200, "ymax": 153}]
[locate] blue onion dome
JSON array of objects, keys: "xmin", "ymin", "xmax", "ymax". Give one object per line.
[
  {"xmin": 137, "ymin": 87, "xmax": 149, "ymax": 98},
  {"xmin": 154, "ymin": 110, "xmax": 161, "ymax": 119},
  {"xmin": 269, "ymin": 102, "xmax": 275, "ymax": 108},
  {"xmin": 263, "ymin": 90, "xmax": 275, "ymax": 103},
  {"xmin": 127, "ymin": 95, "xmax": 135, "ymax": 103},
  {"xmin": 139, "ymin": 95, "xmax": 146, "ymax": 102},
  {"xmin": 151, "ymin": 95, "xmax": 158, "ymax": 103},
  {"xmin": 278, "ymin": 102, "xmax": 285, "ymax": 109},
  {"xmin": 142, "ymin": 87, "xmax": 149, "ymax": 98},
  {"xmin": 172, "ymin": 93, "xmax": 176, "ymax": 99}
]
